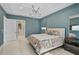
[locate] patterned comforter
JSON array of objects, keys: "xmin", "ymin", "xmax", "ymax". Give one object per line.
[{"xmin": 28, "ymin": 34, "xmax": 64, "ymax": 54}]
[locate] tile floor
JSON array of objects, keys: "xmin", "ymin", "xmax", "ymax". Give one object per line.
[{"xmin": 0, "ymin": 35, "xmax": 36, "ymax": 55}]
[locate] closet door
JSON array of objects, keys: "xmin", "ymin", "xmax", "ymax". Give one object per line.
[{"xmin": 4, "ymin": 18, "xmax": 17, "ymax": 41}]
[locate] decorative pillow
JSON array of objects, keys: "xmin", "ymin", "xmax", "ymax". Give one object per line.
[
  {"xmin": 46, "ymin": 29, "xmax": 60, "ymax": 36},
  {"xmin": 47, "ymin": 31, "xmax": 53, "ymax": 35},
  {"xmin": 51, "ymin": 30, "xmax": 60, "ymax": 36},
  {"xmin": 69, "ymin": 33, "xmax": 77, "ymax": 38}
]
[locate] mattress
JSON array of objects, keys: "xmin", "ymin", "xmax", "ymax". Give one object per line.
[{"xmin": 31, "ymin": 34, "xmax": 60, "ymax": 41}]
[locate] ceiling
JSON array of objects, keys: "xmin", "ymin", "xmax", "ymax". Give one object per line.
[{"xmin": 1, "ymin": 3, "xmax": 73, "ymax": 18}]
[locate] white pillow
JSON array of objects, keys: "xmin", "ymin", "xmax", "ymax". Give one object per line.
[{"xmin": 69, "ymin": 33, "xmax": 76, "ymax": 37}]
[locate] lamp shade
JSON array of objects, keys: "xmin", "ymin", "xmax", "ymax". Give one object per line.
[{"xmin": 41, "ymin": 27, "xmax": 46, "ymax": 30}]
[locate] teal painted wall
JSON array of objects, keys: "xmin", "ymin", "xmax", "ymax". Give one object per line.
[
  {"xmin": 0, "ymin": 15, "xmax": 3, "ymax": 46},
  {"xmin": 70, "ymin": 18, "xmax": 79, "ymax": 39},
  {"xmin": 6, "ymin": 14, "xmax": 41, "ymax": 37},
  {"xmin": 41, "ymin": 4, "xmax": 79, "ymax": 36},
  {"xmin": 25, "ymin": 19, "xmax": 41, "ymax": 36},
  {"xmin": 0, "ymin": 6, "xmax": 6, "ymax": 46}
]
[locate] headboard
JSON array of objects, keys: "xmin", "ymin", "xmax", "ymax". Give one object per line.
[{"xmin": 46, "ymin": 28, "xmax": 65, "ymax": 38}]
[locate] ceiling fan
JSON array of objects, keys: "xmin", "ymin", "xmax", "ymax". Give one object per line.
[{"xmin": 31, "ymin": 5, "xmax": 40, "ymax": 15}]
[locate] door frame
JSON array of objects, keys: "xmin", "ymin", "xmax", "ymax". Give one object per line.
[{"xmin": 16, "ymin": 20, "xmax": 26, "ymax": 38}]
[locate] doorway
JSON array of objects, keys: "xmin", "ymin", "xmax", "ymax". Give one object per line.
[{"xmin": 16, "ymin": 20, "xmax": 25, "ymax": 40}]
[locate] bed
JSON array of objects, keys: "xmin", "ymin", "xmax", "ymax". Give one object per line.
[{"xmin": 27, "ymin": 28, "xmax": 65, "ymax": 55}]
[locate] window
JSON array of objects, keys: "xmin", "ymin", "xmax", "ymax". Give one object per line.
[{"xmin": 72, "ymin": 25, "xmax": 79, "ymax": 31}]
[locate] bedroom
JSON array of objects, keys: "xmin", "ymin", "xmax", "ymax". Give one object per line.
[{"xmin": 0, "ymin": 3, "xmax": 79, "ymax": 55}]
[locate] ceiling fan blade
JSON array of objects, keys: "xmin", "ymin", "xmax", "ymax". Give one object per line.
[
  {"xmin": 35, "ymin": 7, "xmax": 40, "ymax": 14},
  {"xmin": 31, "ymin": 5, "xmax": 40, "ymax": 14},
  {"xmin": 37, "ymin": 7, "xmax": 40, "ymax": 11}
]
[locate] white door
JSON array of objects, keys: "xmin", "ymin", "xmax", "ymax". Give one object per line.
[{"xmin": 4, "ymin": 18, "xmax": 17, "ymax": 42}]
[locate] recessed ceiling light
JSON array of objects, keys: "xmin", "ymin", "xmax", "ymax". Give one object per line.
[{"xmin": 19, "ymin": 6, "xmax": 23, "ymax": 9}]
